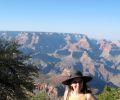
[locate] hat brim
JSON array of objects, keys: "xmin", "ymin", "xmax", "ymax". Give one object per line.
[{"xmin": 62, "ymin": 76, "xmax": 92, "ymax": 85}]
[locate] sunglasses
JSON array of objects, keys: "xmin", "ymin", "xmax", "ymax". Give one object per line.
[{"xmin": 72, "ymin": 79, "xmax": 83, "ymax": 84}]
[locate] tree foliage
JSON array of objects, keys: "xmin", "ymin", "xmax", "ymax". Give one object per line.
[
  {"xmin": 31, "ymin": 91, "xmax": 50, "ymax": 100},
  {"xmin": 98, "ymin": 85, "xmax": 120, "ymax": 100},
  {"xmin": 0, "ymin": 38, "xmax": 38, "ymax": 100}
]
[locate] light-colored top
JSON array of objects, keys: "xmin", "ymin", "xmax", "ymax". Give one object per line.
[
  {"xmin": 64, "ymin": 89, "xmax": 96, "ymax": 100},
  {"xmin": 69, "ymin": 94, "xmax": 86, "ymax": 100}
]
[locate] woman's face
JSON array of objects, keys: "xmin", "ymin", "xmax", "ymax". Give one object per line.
[{"xmin": 70, "ymin": 77, "xmax": 83, "ymax": 92}]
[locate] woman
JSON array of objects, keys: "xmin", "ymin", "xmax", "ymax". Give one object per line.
[{"xmin": 62, "ymin": 70, "xmax": 96, "ymax": 100}]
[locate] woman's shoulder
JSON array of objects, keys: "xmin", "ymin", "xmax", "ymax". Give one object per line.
[
  {"xmin": 64, "ymin": 89, "xmax": 71, "ymax": 100},
  {"xmin": 64, "ymin": 89, "xmax": 69, "ymax": 95},
  {"xmin": 85, "ymin": 93, "xmax": 97, "ymax": 100}
]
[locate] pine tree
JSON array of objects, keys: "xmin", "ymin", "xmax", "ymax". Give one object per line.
[{"xmin": 0, "ymin": 38, "xmax": 38, "ymax": 100}]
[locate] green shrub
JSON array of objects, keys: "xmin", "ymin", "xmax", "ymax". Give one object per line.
[
  {"xmin": 98, "ymin": 85, "xmax": 120, "ymax": 100},
  {"xmin": 31, "ymin": 92, "xmax": 50, "ymax": 100}
]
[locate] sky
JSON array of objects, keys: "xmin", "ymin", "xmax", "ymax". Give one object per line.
[{"xmin": 0, "ymin": 0, "xmax": 120, "ymax": 40}]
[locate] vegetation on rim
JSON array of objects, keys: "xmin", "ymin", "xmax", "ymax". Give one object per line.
[{"xmin": 0, "ymin": 38, "xmax": 38, "ymax": 100}]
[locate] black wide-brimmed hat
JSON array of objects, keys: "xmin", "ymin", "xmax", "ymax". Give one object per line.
[{"xmin": 62, "ymin": 70, "xmax": 92, "ymax": 85}]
